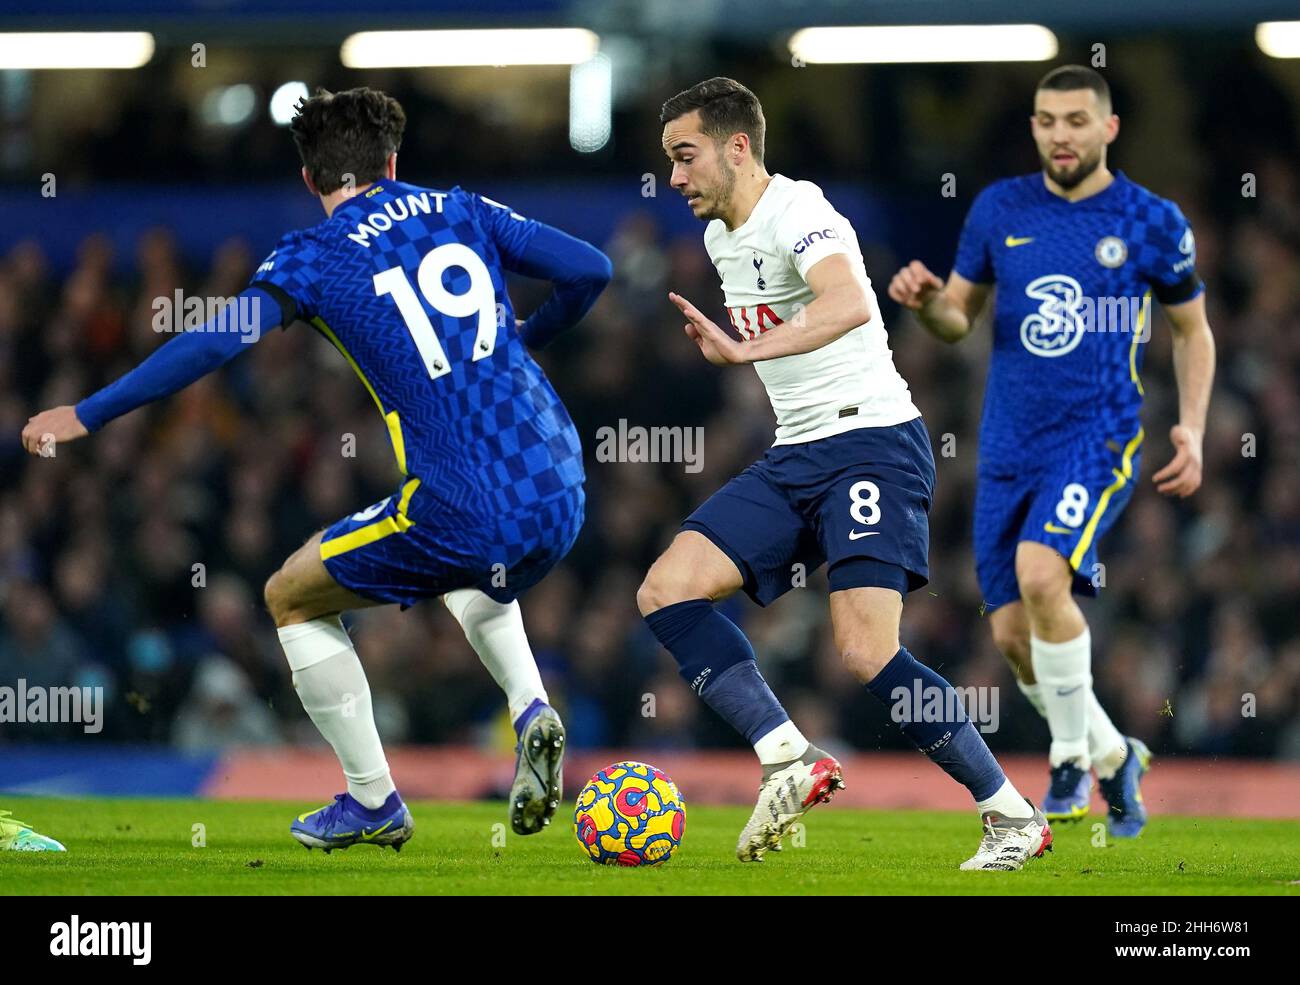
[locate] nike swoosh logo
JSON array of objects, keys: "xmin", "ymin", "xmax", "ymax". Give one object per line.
[
  {"xmin": 1055, "ymin": 685, "xmax": 1082, "ymax": 697},
  {"xmin": 848, "ymin": 530, "xmax": 880, "ymax": 540},
  {"xmin": 1004, "ymin": 235, "xmax": 1034, "ymax": 247},
  {"xmin": 358, "ymin": 820, "xmax": 394, "ymax": 841},
  {"xmin": 1043, "ymin": 523, "xmax": 1074, "ymax": 534}
]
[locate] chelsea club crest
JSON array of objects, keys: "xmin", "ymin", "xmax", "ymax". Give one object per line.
[{"xmin": 1095, "ymin": 235, "xmax": 1128, "ymax": 268}]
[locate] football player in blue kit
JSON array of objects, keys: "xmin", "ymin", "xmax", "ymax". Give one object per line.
[
  {"xmin": 22, "ymin": 87, "xmax": 612, "ymax": 850},
  {"xmin": 890, "ymin": 66, "xmax": 1216, "ymax": 837}
]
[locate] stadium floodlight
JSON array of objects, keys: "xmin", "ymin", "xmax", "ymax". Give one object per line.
[
  {"xmin": 569, "ymin": 54, "xmax": 612, "ymax": 153},
  {"xmin": 0, "ymin": 32, "xmax": 154, "ymax": 70},
  {"xmin": 789, "ymin": 25, "xmax": 1058, "ymax": 64},
  {"xmin": 340, "ymin": 29, "xmax": 599, "ymax": 68},
  {"xmin": 270, "ymin": 82, "xmax": 310, "ymax": 126},
  {"xmin": 200, "ymin": 84, "xmax": 257, "ymax": 127},
  {"xmin": 1257, "ymin": 21, "xmax": 1300, "ymax": 58}
]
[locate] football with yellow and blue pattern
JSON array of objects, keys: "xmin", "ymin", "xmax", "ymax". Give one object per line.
[{"xmin": 573, "ymin": 762, "xmax": 686, "ymax": 866}]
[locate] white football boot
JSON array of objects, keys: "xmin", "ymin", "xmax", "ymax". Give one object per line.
[
  {"xmin": 510, "ymin": 703, "xmax": 565, "ymax": 835},
  {"xmin": 736, "ymin": 744, "xmax": 844, "ymax": 862},
  {"xmin": 959, "ymin": 803, "xmax": 1053, "ymax": 871}
]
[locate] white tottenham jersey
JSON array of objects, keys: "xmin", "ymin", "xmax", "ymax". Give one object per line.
[{"xmin": 703, "ymin": 174, "xmax": 919, "ymax": 445}]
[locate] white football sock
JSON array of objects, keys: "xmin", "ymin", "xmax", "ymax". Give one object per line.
[
  {"xmin": 1016, "ymin": 678, "xmax": 1047, "ymax": 717},
  {"xmin": 279, "ymin": 618, "xmax": 395, "ymax": 810},
  {"xmin": 1088, "ymin": 692, "xmax": 1128, "ymax": 779},
  {"xmin": 976, "ymin": 778, "xmax": 1034, "ymax": 820},
  {"xmin": 753, "ymin": 720, "xmax": 808, "ymax": 765},
  {"xmin": 444, "ymin": 588, "xmax": 546, "ymax": 724},
  {"xmin": 1018, "ymin": 669, "xmax": 1127, "ymax": 777},
  {"xmin": 1031, "ymin": 628, "xmax": 1092, "ymax": 770}
]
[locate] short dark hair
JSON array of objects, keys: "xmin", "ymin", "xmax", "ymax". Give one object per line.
[
  {"xmin": 1036, "ymin": 65, "xmax": 1111, "ymax": 113},
  {"xmin": 660, "ymin": 77, "xmax": 766, "ymax": 163},
  {"xmin": 289, "ymin": 86, "xmax": 407, "ymax": 195}
]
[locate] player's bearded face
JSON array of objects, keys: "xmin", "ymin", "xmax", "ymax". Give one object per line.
[
  {"xmin": 1031, "ymin": 89, "xmax": 1113, "ymax": 191},
  {"xmin": 1038, "ymin": 138, "xmax": 1103, "ymax": 190},
  {"xmin": 696, "ymin": 150, "xmax": 737, "ymax": 221}
]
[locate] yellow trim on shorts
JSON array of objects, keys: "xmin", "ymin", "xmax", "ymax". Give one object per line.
[
  {"xmin": 320, "ymin": 478, "xmax": 421, "ymax": 562},
  {"xmin": 1068, "ymin": 428, "xmax": 1144, "ymax": 571},
  {"xmin": 310, "ymin": 316, "xmax": 408, "ymax": 476}
]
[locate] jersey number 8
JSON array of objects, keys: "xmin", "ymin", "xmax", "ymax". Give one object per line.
[
  {"xmin": 850, "ymin": 480, "xmax": 882, "ymax": 526},
  {"xmin": 1055, "ymin": 482, "xmax": 1090, "ymax": 528},
  {"xmin": 374, "ymin": 243, "xmax": 498, "ymax": 381}
]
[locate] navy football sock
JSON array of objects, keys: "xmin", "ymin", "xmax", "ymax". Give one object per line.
[
  {"xmin": 644, "ymin": 599, "xmax": 790, "ymax": 744},
  {"xmin": 865, "ymin": 647, "xmax": 1005, "ymax": 801}
]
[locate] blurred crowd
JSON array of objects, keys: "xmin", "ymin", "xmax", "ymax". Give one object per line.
[{"xmin": 1, "ymin": 155, "xmax": 1297, "ymax": 764}]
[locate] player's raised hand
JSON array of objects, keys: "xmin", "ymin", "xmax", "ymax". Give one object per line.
[
  {"xmin": 669, "ymin": 291, "xmax": 748, "ymax": 366},
  {"xmin": 21, "ymin": 405, "xmax": 88, "ymax": 457},
  {"xmin": 887, "ymin": 260, "xmax": 945, "ymax": 310},
  {"xmin": 1152, "ymin": 424, "xmax": 1203, "ymax": 498}
]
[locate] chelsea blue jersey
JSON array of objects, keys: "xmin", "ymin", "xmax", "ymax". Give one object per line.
[
  {"xmin": 249, "ymin": 180, "xmax": 584, "ymax": 524},
  {"xmin": 952, "ymin": 171, "xmax": 1202, "ymax": 473}
]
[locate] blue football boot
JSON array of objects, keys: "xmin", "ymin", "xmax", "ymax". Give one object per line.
[
  {"xmin": 1042, "ymin": 760, "xmax": 1092, "ymax": 822},
  {"xmin": 291, "ymin": 791, "xmax": 414, "ymax": 852},
  {"xmin": 1098, "ymin": 737, "xmax": 1152, "ymax": 838},
  {"xmin": 510, "ymin": 699, "xmax": 565, "ymax": 835}
]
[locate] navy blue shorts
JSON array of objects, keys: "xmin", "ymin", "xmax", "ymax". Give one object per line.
[
  {"xmin": 974, "ymin": 425, "xmax": 1144, "ymax": 610},
  {"xmin": 321, "ymin": 478, "xmax": 584, "ymax": 607},
  {"xmin": 683, "ymin": 417, "xmax": 935, "ymax": 606}
]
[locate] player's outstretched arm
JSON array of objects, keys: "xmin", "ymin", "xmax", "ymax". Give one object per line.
[
  {"xmin": 888, "ymin": 262, "xmax": 989, "ymax": 344},
  {"xmin": 20, "ymin": 286, "xmax": 284, "ymax": 456},
  {"xmin": 668, "ymin": 291, "xmax": 738, "ymax": 366},
  {"xmin": 670, "ymin": 254, "xmax": 876, "ymax": 366},
  {"xmin": 498, "ymin": 222, "xmax": 612, "ymax": 350},
  {"xmin": 1152, "ymin": 293, "xmax": 1215, "ymax": 498},
  {"xmin": 744, "ymin": 254, "xmax": 874, "ymax": 361}
]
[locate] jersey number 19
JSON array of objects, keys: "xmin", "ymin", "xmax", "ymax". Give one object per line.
[{"xmin": 374, "ymin": 243, "xmax": 499, "ymax": 380}]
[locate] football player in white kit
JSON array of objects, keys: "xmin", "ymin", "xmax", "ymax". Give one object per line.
[{"xmin": 637, "ymin": 77, "xmax": 1051, "ymax": 870}]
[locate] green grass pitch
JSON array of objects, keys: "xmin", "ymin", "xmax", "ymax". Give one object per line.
[{"xmin": 4, "ymin": 796, "xmax": 1298, "ymax": 895}]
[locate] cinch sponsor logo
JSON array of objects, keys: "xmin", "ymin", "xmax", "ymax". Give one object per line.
[
  {"xmin": 49, "ymin": 915, "xmax": 151, "ymax": 966},
  {"xmin": 792, "ymin": 228, "xmax": 838, "ymax": 254}
]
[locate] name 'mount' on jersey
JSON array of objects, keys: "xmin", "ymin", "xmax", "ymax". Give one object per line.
[
  {"xmin": 953, "ymin": 171, "xmax": 1203, "ymax": 469},
  {"xmin": 249, "ymin": 180, "xmax": 583, "ymax": 522},
  {"xmin": 704, "ymin": 174, "xmax": 919, "ymax": 445}
]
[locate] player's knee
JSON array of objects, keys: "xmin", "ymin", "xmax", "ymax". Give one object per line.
[
  {"xmin": 263, "ymin": 568, "xmax": 299, "ymax": 627},
  {"xmin": 637, "ymin": 555, "xmax": 710, "ymax": 616},
  {"xmin": 1016, "ymin": 557, "xmax": 1072, "ymax": 611},
  {"xmin": 990, "ymin": 622, "xmax": 1030, "ymax": 667},
  {"xmin": 636, "ymin": 564, "xmax": 682, "ymax": 616},
  {"xmin": 838, "ymin": 632, "xmax": 901, "ymax": 684}
]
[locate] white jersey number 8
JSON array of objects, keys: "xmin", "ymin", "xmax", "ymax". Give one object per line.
[
  {"xmin": 850, "ymin": 480, "xmax": 882, "ymax": 526},
  {"xmin": 1055, "ymin": 483, "xmax": 1090, "ymax": 528}
]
